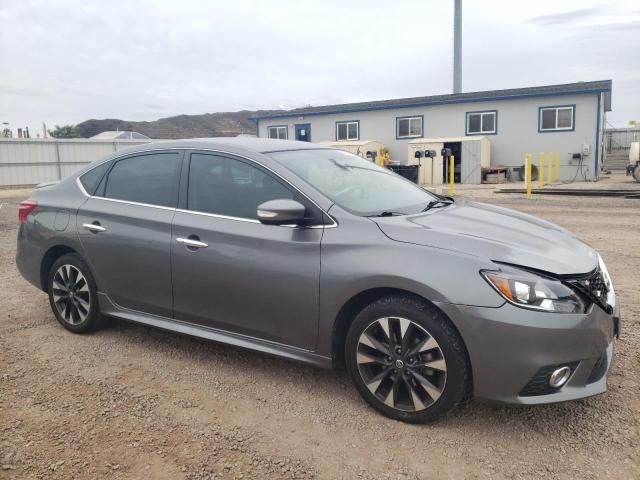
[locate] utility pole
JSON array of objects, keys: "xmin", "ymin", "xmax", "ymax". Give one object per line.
[{"xmin": 453, "ymin": 0, "xmax": 462, "ymax": 94}]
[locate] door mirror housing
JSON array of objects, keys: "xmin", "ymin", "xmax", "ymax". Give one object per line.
[{"xmin": 257, "ymin": 199, "xmax": 307, "ymax": 226}]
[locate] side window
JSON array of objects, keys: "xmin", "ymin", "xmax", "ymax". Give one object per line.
[
  {"xmin": 396, "ymin": 116, "xmax": 423, "ymax": 139},
  {"xmin": 267, "ymin": 126, "xmax": 288, "ymax": 139},
  {"xmin": 188, "ymin": 153, "xmax": 294, "ymax": 219},
  {"xmin": 336, "ymin": 121, "xmax": 359, "ymax": 141},
  {"xmin": 79, "ymin": 161, "xmax": 111, "ymax": 195},
  {"xmin": 539, "ymin": 106, "xmax": 574, "ymax": 132},
  {"xmin": 466, "ymin": 111, "xmax": 497, "ymax": 135},
  {"xmin": 104, "ymin": 153, "xmax": 181, "ymax": 207}
]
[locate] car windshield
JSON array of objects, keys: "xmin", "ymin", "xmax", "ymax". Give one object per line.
[{"xmin": 268, "ymin": 149, "xmax": 437, "ymax": 216}]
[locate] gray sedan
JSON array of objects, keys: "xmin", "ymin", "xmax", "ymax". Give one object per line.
[{"xmin": 16, "ymin": 138, "xmax": 619, "ymax": 422}]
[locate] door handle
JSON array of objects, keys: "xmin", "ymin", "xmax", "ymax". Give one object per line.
[
  {"xmin": 176, "ymin": 237, "xmax": 208, "ymax": 249},
  {"xmin": 82, "ymin": 222, "xmax": 106, "ymax": 233}
]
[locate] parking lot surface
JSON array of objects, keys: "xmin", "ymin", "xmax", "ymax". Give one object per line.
[{"xmin": 1, "ymin": 179, "xmax": 639, "ymax": 479}]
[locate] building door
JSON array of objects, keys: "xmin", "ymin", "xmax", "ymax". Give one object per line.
[{"xmin": 295, "ymin": 124, "xmax": 311, "ymax": 142}]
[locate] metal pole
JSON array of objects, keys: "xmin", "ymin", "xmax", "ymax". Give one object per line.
[
  {"xmin": 54, "ymin": 140, "xmax": 62, "ymax": 180},
  {"xmin": 449, "ymin": 155, "xmax": 455, "ymax": 195},
  {"xmin": 453, "ymin": 0, "xmax": 462, "ymax": 94},
  {"xmin": 539, "ymin": 152, "xmax": 545, "ymax": 189},
  {"xmin": 526, "ymin": 154, "xmax": 532, "ymax": 198}
]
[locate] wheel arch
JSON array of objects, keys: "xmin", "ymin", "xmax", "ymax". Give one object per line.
[
  {"xmin": 40, "ymin": 245, "xmax": 79, "ymax": 291},
  {"xmin": 331, "ymin": 287, "xmax": 473, "ymax": 386}
]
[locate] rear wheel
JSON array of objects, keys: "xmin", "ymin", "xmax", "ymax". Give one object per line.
[
  {"xmin": 47, "ymin": 253, "xmax": 103, "ymax": 333},
  {"xmin": 345, "ymin": 295, "xmax": 469, "ymax": 423}
]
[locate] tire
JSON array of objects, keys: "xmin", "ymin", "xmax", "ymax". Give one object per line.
[
  {"xmin": 345, "ymin": 295, "xmax": 470, "ymax": 423},
  {"xmin": 633, "ymin": 165, "xmax": 640, "ymax": 183},
  {"xmin": 47, "ymin": 253, "xmax": 104, "ymax": 333}
]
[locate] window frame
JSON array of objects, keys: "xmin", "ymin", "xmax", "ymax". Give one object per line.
[
  {"xmin": 465, "ymin": 110, "xmax": 497, "ymax": 135},
  {"xmin": 88, "ymin": 150, "xmax": 183, "ymax": 209},
  {"xmin": 396, "ymin": 115, "xmax": 424, "ymax": 140},
  {"xmin": 538, "ymin": 105, "xmax": 575, "ymax": 132},
  {"xmin": 180, "ymin": 150, "xmax": 327, "ymax": 226},
  {"xmin": 267, "ymin": 125, "xmax": 288, "ymax": 140},
  {"xmin": 335, "ymin": 120, "xmax": 360, "ymax": 141},
  {"xmin": 79, "ymin": 159, "xmax": 112, "ymax": 195}
]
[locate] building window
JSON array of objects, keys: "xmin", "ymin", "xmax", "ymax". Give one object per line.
[
  {"xmin": 267, "ymin": 125, "xmax": 288, "ymax": 139},
  {"xmin": 539, "ymin": 106, "xmax": 575, "ymax": 132},
  {"xmin": 336, "ymin": 121, "xmax": 359, "ymax": 141},
  {"xmin": 466, "ymin": 111, "xmax": 497, "ymax": 135},
  {"xmin": 396, "ymin": 116, "xmax": 423, "ymax": 139}
]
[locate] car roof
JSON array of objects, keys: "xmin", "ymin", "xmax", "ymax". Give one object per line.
[{"xmin": 118, "ymin": 137, "xmax": 332, "ymax": 156}]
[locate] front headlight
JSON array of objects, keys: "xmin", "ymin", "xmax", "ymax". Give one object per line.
[
  {"xmin": 598, "ymin": 254, "xmax": 616, "ymax": 308},
  {"xmin": 481, "ymin": 268, "xmax": 586, "ymax": 313}
]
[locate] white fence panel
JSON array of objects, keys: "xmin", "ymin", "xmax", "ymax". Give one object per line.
[{"xmin": 0, "ymin": 138, "xmax": 155, "ymax": 188}]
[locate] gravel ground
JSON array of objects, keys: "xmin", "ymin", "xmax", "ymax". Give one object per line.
[{"xmin": 1, "ymin": 175, "xmax": 639, "ymax": 479}]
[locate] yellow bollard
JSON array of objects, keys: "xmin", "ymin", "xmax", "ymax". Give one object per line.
[
  {"xmin": 526, "ymin": 154, "xmax": 532, "ymax": 198},
  {"xmin": 539, "ymin": 153, "xmax": 545, "ymax": 188},
  {"xmin": 555, "ymin": 152, "xmax": 560, "ymax": 181},
  {"xmin": 449, "ymin": 155, "xmax": 455, "ymax": 195},
  {"xmin": 548, "ymin": 152, "xmax": 553, "ymax": 184}
]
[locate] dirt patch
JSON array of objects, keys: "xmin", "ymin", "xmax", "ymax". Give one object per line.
[{"xmin": 1, "ymin": 183, "xmax": 638, "ymax": 479}]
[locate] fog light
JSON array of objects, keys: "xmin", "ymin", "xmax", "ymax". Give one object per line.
[{"xmin": 549, "ymin": 366, "xmax": 572, "ymax": 388}]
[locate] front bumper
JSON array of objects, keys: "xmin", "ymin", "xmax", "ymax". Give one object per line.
[{"xmin": 435, "ymin": 299, "xmax": 618, "ymax": 405}]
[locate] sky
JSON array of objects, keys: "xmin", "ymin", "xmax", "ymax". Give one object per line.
[{"xmin": 1, "ymin": 0, "xmax": 638, "ymax": 135}]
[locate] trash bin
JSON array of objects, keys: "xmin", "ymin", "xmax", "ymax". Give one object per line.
[{"xmin": 388, "ymin": 164, "xmax": 419, "ymax": 184}]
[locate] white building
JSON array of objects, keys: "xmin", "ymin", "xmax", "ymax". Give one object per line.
[
  {"xmin": 91, "ymin": 131, "xmax": 149, "ymax": 140},
  {"xmin": 254, "ymin": 80, "xmax": 612, "ymax": 183}
]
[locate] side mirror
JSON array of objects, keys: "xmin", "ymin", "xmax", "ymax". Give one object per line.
[{"xmin": 257, "ymin": 199, "xmax": 307, "ymax": 226}]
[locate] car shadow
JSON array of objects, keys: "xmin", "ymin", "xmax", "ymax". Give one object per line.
[{"xmin": 100, "ymin": 315, "xmax": 617, "ymax": 436}]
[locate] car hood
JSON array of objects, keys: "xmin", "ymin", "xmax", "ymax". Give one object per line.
[{"xmin": 371, "ymin": 199, "xmax": 598, "ymax": 275}]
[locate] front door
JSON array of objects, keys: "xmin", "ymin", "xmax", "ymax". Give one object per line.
[
  {"xmin": 76, "ymin": 151, "xmax": 182, "ymax": 318},
  {"xmin": 170, "ymin": 151, "xmax": 322, "ymax": 349},
  {"xmin": 295, "ymin": 123, "xmax": 311, "ymax": 142}
]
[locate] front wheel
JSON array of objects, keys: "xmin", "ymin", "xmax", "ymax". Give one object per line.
[
  {"xmin": 47, "ymin": 253, "xmax": 103, "ymax": 333},
  {"xmin": 345, "ymin": 295, "xmax": 470, "ymax": 423}
]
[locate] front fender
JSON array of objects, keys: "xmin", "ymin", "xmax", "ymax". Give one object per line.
[{"xmin": 316, "ymin": 214, "xmax": 502, "ymax": 356}]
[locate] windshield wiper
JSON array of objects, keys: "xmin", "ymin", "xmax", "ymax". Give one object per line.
[
  {"xmin": 366, "ymin": 211, "xmax": 407, "ymax": 217},
  {"xmin": 421, "ymin": 198, "xmax": 454, "ymax": 212}
]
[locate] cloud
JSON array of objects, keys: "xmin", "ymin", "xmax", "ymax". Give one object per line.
[
  {"xmin": 526, "ymin": 5, "xmax": 616, "ymax": 25},
  {"xmin": 0, "ymin": 0, "xmax": 638, "ymax": 129}
]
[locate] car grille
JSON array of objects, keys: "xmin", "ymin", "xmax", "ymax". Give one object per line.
[
  {"xmin": 587, "ymin": 351, "xmax": 608, "ymax": 384},
  {"xmin": 519, "ymin": 362, "xmax": 580, "ymax": 397},
  {"xmin": 567, "ymin": 267, "xmax": 610, "ymax": 312}
]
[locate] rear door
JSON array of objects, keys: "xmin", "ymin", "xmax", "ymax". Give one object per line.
[
  {"xmin": 77, "ymin": 151, "xmax": 183, "ymax": 318},
  {"xmin": 170, "ymin": 151, "xmax": 323, "ymax": 349}
]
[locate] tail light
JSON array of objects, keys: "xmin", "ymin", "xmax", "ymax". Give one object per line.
[{"xmin": 18, "ymin": 200, "xmax": 38, "ymax": 224}]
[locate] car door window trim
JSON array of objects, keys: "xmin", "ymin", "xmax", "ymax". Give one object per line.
[{"xmin": 75, "ymin": 147, "xmax": 338, "ymax": 228}]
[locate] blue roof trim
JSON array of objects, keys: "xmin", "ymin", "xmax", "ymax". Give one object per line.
[{"xmin": 252, "ymin": 80, "xmax": 612, "ymax": 120}]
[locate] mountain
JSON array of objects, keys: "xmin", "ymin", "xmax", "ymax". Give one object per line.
[{"xmin": 76, "ymin": 110, "xmax": 279, "ymax": 139}]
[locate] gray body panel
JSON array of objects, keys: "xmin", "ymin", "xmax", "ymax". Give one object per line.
[
  {"xmin": 372, "ymin": 199, "xmax": 598, "ymax": 275},
  {"xmin": 171, "ymin": 210, "xmax": 322, "ymax": 349},
  {"xmin": 76, "ymin": 198, "xmax": 175, "ymax": 317},
  {"xmin": 15, "ymin": 138, "xmax": 618, "ymax": 405}
]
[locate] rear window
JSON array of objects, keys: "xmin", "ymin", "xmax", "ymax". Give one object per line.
[
  {"xmin": 104, "ymin": 153, "xmax": 181, "ymax": 207},
  {"xmin": 79, "ymin": 161, "xmax": 110, "ymax": 195}
]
